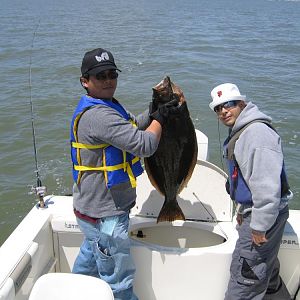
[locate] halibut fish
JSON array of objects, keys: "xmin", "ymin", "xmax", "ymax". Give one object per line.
[{"xmin": 144, "ymin": 76, "xmax": 198, "ymax": 223}]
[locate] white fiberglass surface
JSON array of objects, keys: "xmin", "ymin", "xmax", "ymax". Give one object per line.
[{"xmin": 130, "ymin": 224, "xmax": 225, "ymax": 248}]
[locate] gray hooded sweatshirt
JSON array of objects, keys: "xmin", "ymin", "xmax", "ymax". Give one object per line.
[
  {"xmin": 73, "ymin": 101, "xmax": 158, "ymax": 219},
  {"xmin": 231, "ymin": 102, "xmax": 288, "ymax": 233}
]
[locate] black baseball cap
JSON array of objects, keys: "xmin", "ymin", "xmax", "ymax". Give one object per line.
[{"xmin": 81, "ymin": 48, "xmax": 121, "ymax": 76}]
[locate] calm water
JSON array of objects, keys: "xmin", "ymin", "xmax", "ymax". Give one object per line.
[{"xmin": 0, "ymin": 0, "xmax": 299, "ymax": 245}]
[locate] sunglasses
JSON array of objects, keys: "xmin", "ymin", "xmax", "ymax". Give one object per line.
[
  {"xmin": 214, "ymin": 100, "xmax": 240, "ymax": 113},
  {"xmin": 95, "ymin": 70, "xmax": 119, "ymax": 81}
]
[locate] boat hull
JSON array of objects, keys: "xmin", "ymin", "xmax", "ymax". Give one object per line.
[{"xmin": 0, "ymin": 198, "xmax": 299, "ymax": 299}]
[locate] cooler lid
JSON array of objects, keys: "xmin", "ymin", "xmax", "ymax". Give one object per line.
[{"xmin": 132, "ymin": 160, "xmax": 233, "ymax": 222}]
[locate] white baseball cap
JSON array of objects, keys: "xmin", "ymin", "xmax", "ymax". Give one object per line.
[{"xmin": 209, "ymin": 83, "xmax": 246, "ymax": 111}]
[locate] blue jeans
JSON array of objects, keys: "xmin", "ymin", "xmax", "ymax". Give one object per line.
[{"xmin": 72, "ymin": 213, "xmax": 138, "ymax": 300}]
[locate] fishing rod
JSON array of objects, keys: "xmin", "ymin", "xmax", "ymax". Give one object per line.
[
  {"xmin": 217, "ymin": 119, "xmax": 225, "ymax": 171},
  {"xmin": 29, "ymin": 20, "xmax": 46, "ymax": 208},
  {"xmin": 192, "ymin": 192, "xmax": 228, "ymax": 240},
  {"xmin": 293, "ymin": 285, "xmax": 300, "ymax": 300}
]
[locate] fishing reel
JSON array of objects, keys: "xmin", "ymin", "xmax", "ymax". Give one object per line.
[{"xmin": 31, "ymin": 184, "xmax": 47, "ymax": 208}]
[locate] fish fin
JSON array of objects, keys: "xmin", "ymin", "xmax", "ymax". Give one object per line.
[
  {"xmin": 178, "ymin": 133, "xmax": 198, "ymax": 194},
  {"xmin": 157, "ymin": 200, "xmax": 186, "ymax": 223},
  {"xmin": 144, "ymin": 158, "xmax": 165, "ymax": 195},
  {"xmin": 171, "ymin": 80, "xmax": 186, "ymax": 105}
]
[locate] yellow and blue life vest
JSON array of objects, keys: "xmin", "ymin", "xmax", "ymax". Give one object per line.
[{"xmin": 70, "ymin": 95, "xmax": 144, "ymax": 188}]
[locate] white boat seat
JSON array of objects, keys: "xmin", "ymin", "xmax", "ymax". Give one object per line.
[{"xmin": 29, "ymin": 273, "xmax": 114, "ymax": 300}]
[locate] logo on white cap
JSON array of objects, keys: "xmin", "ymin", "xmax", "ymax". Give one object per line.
[{"xmin": 95, "ymin": 52, "xmax": 109, "ymax": 63}]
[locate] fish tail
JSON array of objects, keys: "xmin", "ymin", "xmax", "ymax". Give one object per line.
[{"xmin": 157, "ymin": 200, "xmax": 186, "ymax": 223}]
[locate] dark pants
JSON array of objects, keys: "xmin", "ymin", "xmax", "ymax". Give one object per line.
[{"xmin": 224, "ymin": 205, "xmax": 290, "ymax": 300}]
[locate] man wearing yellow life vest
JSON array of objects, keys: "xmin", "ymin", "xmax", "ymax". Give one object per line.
[{"xmin": 70, "ymin": 48, "xmax": 179, "ymax": 300}]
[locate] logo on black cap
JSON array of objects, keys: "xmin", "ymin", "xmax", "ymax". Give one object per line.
[{"xmin": 95, "ymin": 52, "xmax": 110, "ymax": 63}]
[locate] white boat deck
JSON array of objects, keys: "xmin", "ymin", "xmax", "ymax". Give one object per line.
[{"xmin": 0, "ymin": 194, "xmax": 299, "ymax": 299}]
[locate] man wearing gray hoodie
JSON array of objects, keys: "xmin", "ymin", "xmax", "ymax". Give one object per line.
[
  {"xmin": 70, "ymin": 48, "xmax": 180, "ymax": 300},
  {"xmin": 209, "ymin": 83, "xmax": 292, "ymax": 300}
]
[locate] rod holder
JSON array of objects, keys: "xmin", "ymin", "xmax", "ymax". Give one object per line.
[{"xmin": 33, "ymin": 186, "xmax": 47, "ymax": 208}]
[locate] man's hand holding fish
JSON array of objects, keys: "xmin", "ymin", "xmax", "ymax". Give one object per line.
[{"xmin": 149, "ymin": 98, "xmax": 180, "ymax": 126}]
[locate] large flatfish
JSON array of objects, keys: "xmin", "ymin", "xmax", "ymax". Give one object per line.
[{"xmin": 144, "ymin": 76, "xmax": 198, "ymax": 223}]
